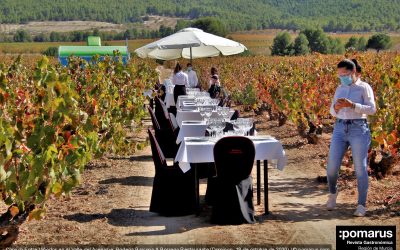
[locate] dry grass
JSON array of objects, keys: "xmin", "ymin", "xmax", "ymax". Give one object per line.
[
  {"xmin": 141, "ymin": 15, "xmax": 185, "ymax": 30},
  {"xmin": 0, "ymin": 21, "xmax": 126, "ymax": 35},
  {"xmin": 0, "ymin": 16, "xmax": 182, "ymax": 36}
]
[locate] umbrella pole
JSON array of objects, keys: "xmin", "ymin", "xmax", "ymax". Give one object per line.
[{"xmin": 190, "ymin": 46, "xmax": 193, "ymax": 65}]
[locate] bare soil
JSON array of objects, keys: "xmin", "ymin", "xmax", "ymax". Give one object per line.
[
  {"xmin": 142, "ymin": 15, "xmax": 185, "ymax": 31},
  {"xmin": 0, "ymin": 16, "xmax": 183, "ymax": 35},
  {"xmin": 0, "ymin": 21, "xmax": 126, "ymax": 35}
]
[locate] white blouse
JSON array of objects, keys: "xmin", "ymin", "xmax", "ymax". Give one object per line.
[
  {"xmin": 172, "ymin": 71, "xmax": 189, "ymax": 86},
  {"xmin": 330, "ymin": 78, "xmax": 376, "ymax": 119}
]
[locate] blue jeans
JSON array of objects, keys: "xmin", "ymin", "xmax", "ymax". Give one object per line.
[{"xmin": 327, "ymin": 119, "xmax": 371, "ymax": 206}]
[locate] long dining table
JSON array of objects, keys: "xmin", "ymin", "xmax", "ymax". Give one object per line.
[
  {"xmin": 175, "ymin": 135, "xmax": 287, "ymax": 215},
  {"xmin": 176, "ymin": 109, "xmax": 235, "ymax": 127}
]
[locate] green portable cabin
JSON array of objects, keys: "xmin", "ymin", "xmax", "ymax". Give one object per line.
[{"xmin": 58, "ymin": 36, "xmax": 130, "ymax": 66}]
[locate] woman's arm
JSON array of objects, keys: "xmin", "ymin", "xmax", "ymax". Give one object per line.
[{"xmin": 353, "ymin": 84, "xmax": 376, "ymax": 115}]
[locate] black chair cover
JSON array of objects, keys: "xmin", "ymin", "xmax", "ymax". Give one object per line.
[
  {"xmin": 211, "ymin": 136, "xmax": 256, "ymax": 224},
  {"xmin": 148, "ymin": 107, "xmax": 178, "ymax": 158},
  {"xmin": 148, "ymin": 129, "xmax": 196, "ymax": 216},
  {"xmin": 154, "ymin": 97, "xmax": 171, "ymax": 130}
]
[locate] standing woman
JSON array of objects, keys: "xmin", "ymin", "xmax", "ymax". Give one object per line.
[
  {"xmin": 326, "ymin": 59, "xmax": 376, "ymax": 216},
  {"xmin": 172, "ymin": 63, "xmax": 189, "ymax": 104}
]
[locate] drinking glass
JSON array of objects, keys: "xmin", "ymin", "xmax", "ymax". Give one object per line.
[
  {"xmin": 204, "ymin": 107, "xmax": 213, "ymax": 122},
  {"xmin": 207, "ymin": 118, "xmax": 217, "ymax": 137},
  {"xmin": 215, "ymin": 118, "xmax": 226, "ymax": 138},
  {"xmin": 232, "ymin": 120, "xmax": 244, "ymax": 135},
  {"xmin": 199, "ymin": 107, "xmax": 206, "ymax": 120},
  {"xmin": 206, "ymin": 119, "xmax": 214, "ymax": 137}
]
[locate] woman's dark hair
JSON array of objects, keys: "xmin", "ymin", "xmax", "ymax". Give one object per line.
[
  {"xmin": 337, "ymin": 59, "xmax": 356, "ymax": 71},
  {"xmin": 211, "ymin": 67, "xmax": 218, "ymax": 75},
  {"xmin": 351, "ymin": 59, "xmax": 362, "ymax": 73},
  {"xmin": 174, "ymin": 63, "xmax": 182, "ymax": 74},
  {"xmin": 187, "ymin": 63, "xmax": 192, "ymax": 67}
]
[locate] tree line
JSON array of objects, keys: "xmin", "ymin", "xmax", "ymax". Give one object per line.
[
  {"xmin": 0, "ymin": 0, "xmax": 399, "ymax": 33},
  {"xmin": 271, "ymin": 29, "xmax": 393, "ymax": 56}
]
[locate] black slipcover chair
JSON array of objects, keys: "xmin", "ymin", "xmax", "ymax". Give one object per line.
[
  {"xmin": 148, "ymin": 129, "xmax": 196, "ymax": 216},
  {"xmin": 210, "ymin": 136, "xmax": 256, "ymax": 224}
]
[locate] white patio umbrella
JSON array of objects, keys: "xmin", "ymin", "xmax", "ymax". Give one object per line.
[{"xmin": 134, "ymin": 27, "xmax": 247, "ymax": 63}]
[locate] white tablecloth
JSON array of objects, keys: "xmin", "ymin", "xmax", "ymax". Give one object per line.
[
  {"xmin": 176, "ymin": 110, "xmax": 235, "ymax": 127},
  {"xmin": 176, "ymin": 121, "xmax": 208, "ymax": 144},
  {"xmin": 175, "ymin": 136, "xmax": 287, "ymax": 173}
]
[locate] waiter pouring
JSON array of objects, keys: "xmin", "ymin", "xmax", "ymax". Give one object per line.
[{"xmin": 326, "ymin": 59, "xmax": 376, "ymax": 217}]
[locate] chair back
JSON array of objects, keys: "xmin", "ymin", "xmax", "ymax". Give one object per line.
[
  {"xmin": 154, "ymin": 96, "xmax": 170, "ymax": 129},
  {"xmin": 169, "ymin": 113, "xmax": 179, "ymax": 131},
  {"xmin": 148, "ymin": 106, "xmax": 161, "ymax": 131},
  {"xmin": 213, "ymin": 137, "xmax": 255, "ymax": 184},
  {"xmin": 148, "ymin": 129, "xmax": 167, "ymax": 170}
]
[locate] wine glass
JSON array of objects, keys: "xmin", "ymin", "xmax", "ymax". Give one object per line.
[
  {"xmin": 216, "ymin": 107, "xmax": 223, "ymax": 116},
  {"xmin": 213, "ymin": 98, "xmax": 220, "ymax": 106},
  {"xmin": 215, "ymin": 118, "xmax": 226, "ymax": 138},
  {"xmin": 222, "ymin": 107, "xmax": 231, "ymax": 121},
  {"xmin": 232, "ymin": 120, "xmax": 244, "ymax": 135},
  {"xmin": 200, "ymin": 97, "xmax": 206, "ymax": 106},
  {"xmin": 246, "ymin": 118, "xmax": 254, "ymax": 136},
  {"xmin": 204, "ymin": 107, "xmax": 213, "ymax": 122},
  {"xmin": 199, "ymin": 107, "xmax": 206, "ymax": 120},
  {"xmin": 239, "ymin": 118, "xmax": 252, "ymax": 136},
  {"xmin": 206, "ymin": 119, "xmax": 213, "ymax": 137},
  {"xmin": 237, "ymin": 119, "xmax": 248, "ymax": 136},
  {"xmin": 207, "ymin": 118, "xmax": 217, "ymax": 137}
]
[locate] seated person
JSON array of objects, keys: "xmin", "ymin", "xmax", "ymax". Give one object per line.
[{"xmin": 208, "ymin": 75, "xmax": 221, "ymax": 99}]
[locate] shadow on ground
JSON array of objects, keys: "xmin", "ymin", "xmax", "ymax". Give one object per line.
[
  {"xmin": 64, "ymin": 208, "xmax": 212, "ymax": 236},
  {"xmin": 99, "ymin": 176, "xmax": 154, "ymax": 187}
]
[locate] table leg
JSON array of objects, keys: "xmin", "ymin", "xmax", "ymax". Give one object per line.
[
  {"xmin": 194, "ymin": 163, "xmax": 200, "ymax": 216},
  {"xmin": 264, "ymin": 160, "xmax": 269, "ymax": 215},
  {"xmin": 257, "ymin": 160, "xmax": 261, "ymax": 205}
]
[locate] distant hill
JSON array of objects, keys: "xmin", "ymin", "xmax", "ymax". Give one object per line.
[{"xmin": 0, "ymin": 0, "xmax": 399, "ymax": 32}]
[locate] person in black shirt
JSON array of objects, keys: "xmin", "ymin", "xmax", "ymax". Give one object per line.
[{"xmin": 208, "ymin": 75, "xmax": 221, "ymax": 98}]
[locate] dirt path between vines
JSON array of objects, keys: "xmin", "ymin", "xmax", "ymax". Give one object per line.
[{"xmin": 8, "ymin": 66, "xmax": 400, "ymax": 249}]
